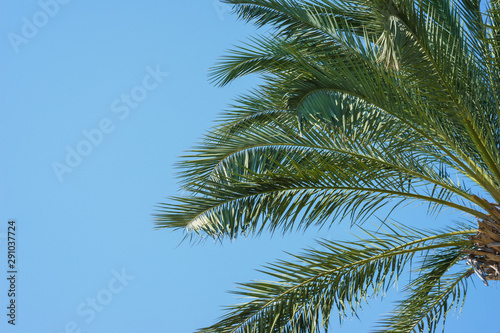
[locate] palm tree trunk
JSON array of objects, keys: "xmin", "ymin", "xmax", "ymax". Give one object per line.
[{"xmin": 464, "ymin": 197, "xmax": 500, "ymax": 284}]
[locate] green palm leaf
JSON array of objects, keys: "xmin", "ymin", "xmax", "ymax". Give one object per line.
[
  {"xmin": 196, "ymin": 224, "xmax": 472, "ymax": 333},
  {"xmin": 157, "ymin": 0, "xmax": 500, "ymax": 331}
]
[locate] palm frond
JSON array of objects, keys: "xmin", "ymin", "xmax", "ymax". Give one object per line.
[
  {"xmin": 210, "ymin": 0, "xmax": 500, "ymax": 200},
  {"xmin": 158, "ymin": 1, "xmax": 500, "ymax": 331},
  {"xmin": 374, "ymin": 245, "xmax": 469, "ymax": 332},
  {"xmin": 196, "ymin": 224, "xmax": 473, "ymax": 333},
  {"xmin": 156, "ymin": 97, "xmax": 486, "ymax": 239}
]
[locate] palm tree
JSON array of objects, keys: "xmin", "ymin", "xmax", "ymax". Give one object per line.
[{"xmin": 156, "ymin": 0, "xmax": 500, "ymax": 331}]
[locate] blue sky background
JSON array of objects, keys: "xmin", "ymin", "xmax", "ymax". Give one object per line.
[{"xmin": 0, "ymin": 1, "xmax": 498, "ymax": 332}]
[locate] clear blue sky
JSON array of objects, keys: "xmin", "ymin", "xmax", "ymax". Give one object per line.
[{"xmin": 0, "ymin": 1, "xmax": 498, "ymax": 332}]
